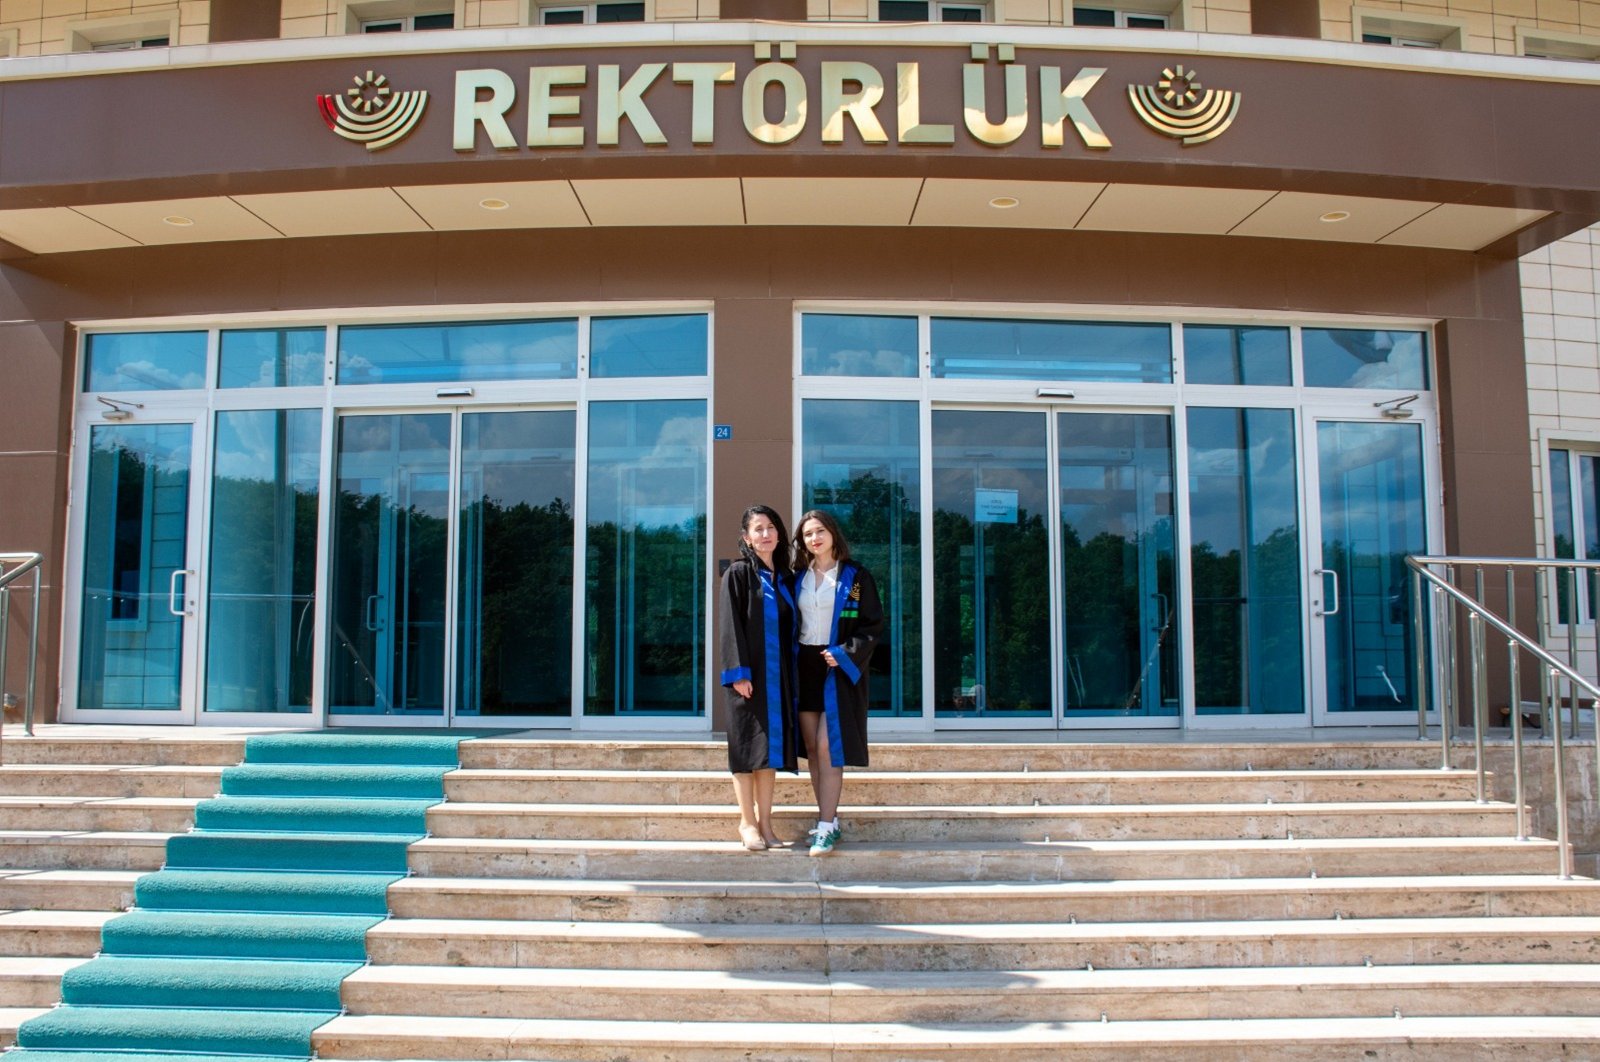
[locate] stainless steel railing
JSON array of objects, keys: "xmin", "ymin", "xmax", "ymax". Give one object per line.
[
  {"xmin": 0, "ymin": 553, "xmax": 43, "ymax": 737},
  {"xmin": 1408, "ymin": 555, "xmax": 1600, "ymax": 879}
]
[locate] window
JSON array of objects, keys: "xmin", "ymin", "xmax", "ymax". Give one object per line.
[
  {"xmin": 537, "ymin": 2, "xmax": 645, "ymax": 23},
  {"xmin": 66, "ymin": 12, "xmax": 181, "ymax": 54},
  {"xmin": 1354, "ymin": 9, "xmax": 1465, "ymax": 51},
  {"xmin": 877, "ymin": 1, "xmax": 986, "ymax": 21},
  {"xmin": 1518, "ymin": 27, "xmax": 1600, "ymax": 63},
  {"xmin": 1301, "ymin": 328, "xmax": 1429, "ymax": 390},
  {"xmin": 1073, "ymin": 6, "xmax": 1168, "ymax": 28},
  {"xmin": 90, "ymin": 36, "xmax": 170, "ymax": 51},
  {"xmin": 1548, "ymin": 447, "xmax": 1600, "ymax": 624},
  {"xmin": 362, "ymin": 12, "xmax": 455, "ymax": 30}
]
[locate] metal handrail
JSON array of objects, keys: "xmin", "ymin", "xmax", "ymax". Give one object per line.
[
  {"xmin": 0, "ymin": 553, "xmax": 43, "ymax": 738},
  {"xmin": 1408, "ymin": 555, "xmax": 1600, "ymax": 879}
]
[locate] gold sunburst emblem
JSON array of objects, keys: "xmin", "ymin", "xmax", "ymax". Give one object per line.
[{"xmin": 1129, "ymin": 64, "xmax": 1241, "ymax": 146}]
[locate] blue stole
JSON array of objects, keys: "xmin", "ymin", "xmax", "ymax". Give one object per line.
[
  {"xmin": 821, "ymin": 563, "xmax": 860, "ymax": 769},
  {"xmin": 760, "ymin": 567, "xmax": 794, "ymax": 769}
]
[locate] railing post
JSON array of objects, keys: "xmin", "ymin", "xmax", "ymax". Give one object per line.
[
  {"xmin": 25, "ymin": 566, "xmax": 39, "ymax": 737},
  {"xmin": 1568, "ymin": 566, "xmax": 1581, "ymax": 740},
  {"xmin": 1414, "ymin": 567, "xmax": 1429, "ymax": 741},
  {"xmin": 1436, "ymin": 585, "xmax": 1452, "ymax": 771},
  {"xmin": 1551, "ymin": 667, "xmax": 1574, "ymax": 880},
  {"xmin": 0, "ymin": 580, "xmax": 9, "ymax": 738},
  {"xmin": 1507, "ymin": 566, "xmax": 1526, "ymax": 841},
  {"xmin": 1470, "ymin": 609, "xmax": 1487, "ymax": 804},
  {"xmin": 1446, "ymin": 582, "xmax": 1459, "ymax": 770}
]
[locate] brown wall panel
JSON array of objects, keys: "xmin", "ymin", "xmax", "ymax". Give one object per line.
[
  {"xmin": 709, "ymin": 297, "xmax": 794, "ymax": 732},
  {"xmin": 11, "ymin": 225, "xmax": 1530, "ymax": 722},
  {"xmin": 209, "ymin": 0, "xmax": 284, "ymax": 43},
  {"xmin": 1252, "ymin": 0, "xmax": 1322, "ymax": 39},
  {"xmin": 720, "ymin": 0, "xmax": 808, "ymax": 19}
]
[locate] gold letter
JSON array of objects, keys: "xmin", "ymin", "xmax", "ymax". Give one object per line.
[
  {"xmin": 820, "ymin": 61, "xmax": 887, "ymax": 144},
  {"xmin": 963, "ymin": 61, "xmax": 1027, "ymax": 145},
  {"xmin": 454, "ymin": 68, "xmax": 517, "ymax": 150},
  {"xmin": 528, "ymin": 65, "xmax": 587, "ymax": 148},
  {"xmin": 896, "ymin": 62, "xmax": 954, "ymax": 145},
  {"xmin": 673, "ymin": 61, "xmax": 735, "ymax": 144},
  {"xmin": 598, "ymin": 62, "xmax": 668, "ymax": 146},
  {"xmin": 1040, "ymin": 66, "xmax": 1109, "ymax": 149},
  {"xmin": 742, "ymin": 62, "xmax": 807, "ymax": 145}
]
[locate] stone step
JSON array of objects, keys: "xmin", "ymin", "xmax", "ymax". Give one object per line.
[
  {"xmin": 363, "ymin": 915, "xmax": 1600, "ymax": 971},
  {"xmin": 0, "ymin": 831, "xmax": 171, "ymax": 872},
  {"xmin": 458, "ymin": 740, "xmax": 1460, "ymax": 773},
  {"xmin": 0, "ymin": 1007, "xmax": 52, "ymax": 1050},
  {"xmin": 312, "ymin": 1013, "xmax": 1600, "ymax": 1061},
  {"xmin": 0, "ymin": 734, "xmax": 245, "ymax": 767},
  {"xmin": 426, "ymin": 800, "xmax": 1517, "ymax": 842},
  {"xmin": 339, "ymin": 962, "xmax": 1600, "ymax": 1023},
  {"xmin": 407, "ymin": 835, "xmax": 1564, "ymax": 883},
  {"xmin": 0, "ymin": 956, "xmax": 85, "ymax": 1007},
  {"xmin": 0, "ymin": 910, "xmax": 116, "ymax": 957},
  {"xmin": 0, "ymin": 869, "xmax": 141, "ymax": 911},
  {"xmin": 0, "ymin": 796, "xmax": 198, "ymax": 833},
  {"xmin": 0, "ymin": 764, "xmax": 223, "ymax": 798},
  {"xmin": 442, "ymin": 767, "xmax": 1482, "ymax": 806},
  {"xmin": 383, "ymin": 874, "xmax": 1600, "ymax": 924}
]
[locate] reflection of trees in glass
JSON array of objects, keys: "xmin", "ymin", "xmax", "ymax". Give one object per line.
[
  {"xmin": 1061, "ymin": 526, "xmax": 1171, "ymax": 711},
  {"xmin": 933, "ymin": 506, "xmax": 1050, "ymax": 712},
  {"xmin": 1191, "ymin": 526, "xmax": 1303, "ymax": 712},
  {"xmin": 808, "ymin": 471, "xmax": 920, "ymax": 715},
  {"xmin": 467, "ymin": 496, "xmax": 573, "ymax": 715},
  {"xmin": 584, "ymin": 517, "xmax": 705, "ymax": 715},
  {"xmin": 207, "ymin": 471, "xmax": 319, "ymax": 711}
]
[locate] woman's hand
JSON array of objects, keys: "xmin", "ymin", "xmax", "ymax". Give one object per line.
[
  {"xmin": 822, "ymin": 650, "xmax": 839, "ymax": 669},
  {"xmin": 733, "ymin": 680, "xmax": 753, "ymax": 698}
]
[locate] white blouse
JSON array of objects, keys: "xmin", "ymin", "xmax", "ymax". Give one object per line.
[{"xmin": 798, "ymin": 563, "xmax": 839, "ymax": 646}]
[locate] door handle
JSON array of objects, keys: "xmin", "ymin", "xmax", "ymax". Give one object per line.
[
  {"xmin": 365, "ymin": 594, "xmax": 385, "ymax": 632},
  {"xmin": 168, "ymin": 569, "xmax": 195, "ymax": 617},
  {"xmin": 1315, "ymin": 568, "xmax": 1340, "ymax": 617}
]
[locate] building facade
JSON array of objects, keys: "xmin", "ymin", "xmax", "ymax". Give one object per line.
[{"xmin": 0, "ymin": 0, "xmax": 1596, "ymax": 735}]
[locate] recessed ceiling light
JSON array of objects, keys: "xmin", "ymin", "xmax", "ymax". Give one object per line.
[
  {"xmin": 162, "ymin": 215, "xmax": 195, "ymax": 227},
  {"xmin": 478, "ymin": 198, "xmax": 510, "ymax": 211},
  {"xmin": 989, "ymin": 196, "xmax": 1021, "ymax": 209},
  {"xmin": 1319, "ymin": 210, "xmax": 1352, "ymax": 223}
]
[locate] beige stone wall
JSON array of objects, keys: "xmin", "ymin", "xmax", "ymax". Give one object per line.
[
  {"xmin": 281, "ymin": 0, "xmax": 717, "ymax": 35},
  {"xmin": 1321, "ymin": 0, "xmax": 1600, "ymax": 54},
  {"xmin": 0, "ymin": 1, "xmax": 208, "ymax": 57}
]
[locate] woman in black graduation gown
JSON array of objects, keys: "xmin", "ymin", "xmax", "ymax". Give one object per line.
[
  {"xmin": 717, "ymin": 504, "xmax": 799, "ymax": 851},
  {"xmin": 792, "ymin": 508, "xmax": 885, "ymax": 857}
]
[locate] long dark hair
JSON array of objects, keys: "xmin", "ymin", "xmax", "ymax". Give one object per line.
[
  {"xmin": 792, "ymin": 508, "xmax": 852, "ymax": 570},
  {"xmin": 737, "ymin": 504, "xmax": 790, "ymax": 574}
]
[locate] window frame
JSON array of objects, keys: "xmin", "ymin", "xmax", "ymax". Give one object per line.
[
  {"xmin": 524, "ymin": 0, "xmax": 653, "ymax": 24},
  {"xmin": 1353, "ymin": 7, "xmax": 1467, "ymax": 51},
  {"xmin": 1517, "ymin": 25, "xmax": 1600, "ymax": 63},
  {"xmin": 1071, "ymin": 4, "xmax": 1174, "ymax": 29},
  {"xmin": 66, "ymin": 10, "xmax": 181, "ymax": 54},
  {"xmin": 338, "ymin": 0, "xmax": 465, "ymax": 35}
]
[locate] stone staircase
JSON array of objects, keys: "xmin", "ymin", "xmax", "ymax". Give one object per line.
[{"xmin": 3, "ymin": 731, "xmax": 1600, "ymax": 1058}]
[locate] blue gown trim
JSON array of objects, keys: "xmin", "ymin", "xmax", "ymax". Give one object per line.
[
  {"xmin": 761, "ymin": 567, "xmax": 784, "ymax": 770},
  {"xmin": 720, "ymin": 666, "xmax": 752, "ymax": 685},
  {"xmin": 820, "ymin": 564, "xmax": 856, "ymax": 769}
]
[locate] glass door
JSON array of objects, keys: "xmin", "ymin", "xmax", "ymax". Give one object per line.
[
  {"xmin": 1058, "ymin": 410, "xmax": 1180, "ymax": 726},
  {"xmin": 1306, "ymin": 416, "xmax": 1434, "ymax": 724},
  {"xmin": 68, "ymin": 416, "xmax": 206, "ymax": 722}
]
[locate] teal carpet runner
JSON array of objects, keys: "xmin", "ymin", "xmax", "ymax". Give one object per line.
[{"xmin": 10, "ymin": 732, "xmax": 464, "ymax": 1062}]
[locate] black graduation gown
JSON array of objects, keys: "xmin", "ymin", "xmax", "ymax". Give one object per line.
[
  {"xmin": 718, "ymin": 557, "xmax": 799, "ymax": 774},
  {"xmin": 806, "ymin": 561, "xmax": 885, "ymax": 769}
]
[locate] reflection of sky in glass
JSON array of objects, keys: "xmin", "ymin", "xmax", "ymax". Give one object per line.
[
  {"xmin": 1183, "ymin": 325, "xmax": 1291, "ymax": 386},
  {"xmin": 932, "ymin": 318, "xmax": 1171, "ymax": 383},
  {"xmin": 1303, "ymin": 329, "xmax": 1428, "ymax": 390},
  {"xmin": 85, "ymin": 332, "xmax": 207, "ymax": 392},
  {"xmin": 931, "ymin": 410, "xmax": 1049, "ymax": 516},
  {"xmin": 213, "ymin": 409, "xmax": 322, "ymax": 483},
  {"xmin": 338, "ymin": 319, "xmax": 578, "ymax": 384},
  {"xmin": 1187, "ymin": 408, "xmax": 1299, "ymax": 556},
  {"xmin": 1316, "ymin": 422, "xmax": 1426, "ymax": 544},
  {"xmin": 462, "ymin": 410, "xmax": 576, "ymax": 511},
  {"xmin": 587, "ymin": 401, "xmax": 706, "ymax": 528},
  {"xmin": 219, "ymin": 329, "xmax": 326, "ymax": 389},
  {"xmin": 590, "ymin": 315, "xmax": 708, "ymax": 378},
  {"xmin": 802, "ymin": 314, "xmax": 918, "ymax": 377}
]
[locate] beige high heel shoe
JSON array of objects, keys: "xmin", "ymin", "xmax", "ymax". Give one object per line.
[{"xmin": 738, "ymin": 824, "xmax": 768, "ymax": 851}]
